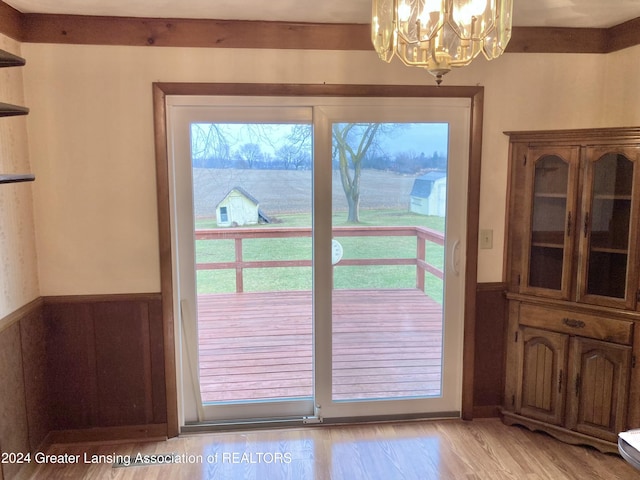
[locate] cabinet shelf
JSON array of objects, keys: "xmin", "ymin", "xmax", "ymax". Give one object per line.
[
  {"xmin": 534, "ymin": 193, "xmax": 567, "ymax": 199},
  {"xmin": 594, "ymin": 194, "xmax": 632, "ymax": 201},
  {"xmin": 0, "ymin": 174, "xmax": 35, "ymax": 184},
  {"xmin": 532, "ymin": 242, "xmax": 564, "ymax": 249},
  {"xmin": 590, "ymin": 247, "xmax": 628, "ymax": 254}
]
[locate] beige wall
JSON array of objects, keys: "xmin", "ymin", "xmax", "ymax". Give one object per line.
[
  {"xmin": 603, "ymin": 44, "xmax": 640, "ymax": 126},
  {"xmin": 18, "ymin": 42, "xmax": 640, "ymax": 295},
  {"xmin": 0, "ymin": 35, "xmax": 38, "ymax": 319}
]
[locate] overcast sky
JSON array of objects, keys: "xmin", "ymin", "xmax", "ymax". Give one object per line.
[{"xmin": 193, "ymin": 122, "xmax": 450, "ymax": 158}]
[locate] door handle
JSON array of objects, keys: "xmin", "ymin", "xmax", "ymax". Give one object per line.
[{"xmin": 451, "ymin": 239, "xmax": 460, "ymax": 276}]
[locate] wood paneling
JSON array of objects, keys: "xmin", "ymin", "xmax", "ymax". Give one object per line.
[
  {"xmin": 148, "ymin": 299, "xmax": 167, "ymax": 425},
  {"xmin": 21, "ymin": 14, "xmax": 372, "ymax": 50},
  {"xmin": 93, "ymin": 302, "xmax": 154, "ymax": 426},
  {"xmin": 0, "ymin": 291, "xmax": 169, "ymax": 477},
  {"xmin": 506, "ymin": 26, "xmax": 608, "ymax": 53},
  {"xmin": 18, "ymin": 305, "xmax": 52, "ymax": 451},
  {"xmin": 43, "ymin": 294, "xmax": 166, "ymax": 430},
  {"xmin": 0, "ymin": 1, "xmax": 22, "ymax": 41},
  {"xmin": 0, "ymin": 4, "xmax": 637, "ymax": 53},
  {"xmin": 607, "ymin": 17, "xmax": 640, "ymax": 53},
  {"xmin": 473, "ymin": 283, "xmax": 507, "ymax": 417},
  {"xmin": 0, "ymin": 299, "xmax": 46, "ymax": 480},
  {"xmin": 46, "ymin": 303, "xmax": 97, "ymax": 429},
  {"xmin": 0, "ymin": 322, "xmax": 29, "ymax": 480}
]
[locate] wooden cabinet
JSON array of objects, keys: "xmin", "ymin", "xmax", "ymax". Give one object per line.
[{"xmin": 503, "ymin": 128, "xmax": 640, "ymax": 453}]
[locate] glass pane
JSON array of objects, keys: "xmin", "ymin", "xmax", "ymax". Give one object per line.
[
  {"xmin": 191, "ymin": 123, "xmax": 314, "ymax": 403},
  {"xmin": 330, "ymin": 122, "xmax": 447, "ymax": 401},
  {"xmin": 528, "ymin": 155, "xmax": 568, "ymax": 290},
  {"xmin": 586, "ymin": 153, "xmax": 633, "ymax": 298}
]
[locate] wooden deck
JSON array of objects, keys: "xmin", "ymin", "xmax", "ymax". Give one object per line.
[{"xmin": 197, "ymin": 289, "xmax": 443, "ymax": 403}]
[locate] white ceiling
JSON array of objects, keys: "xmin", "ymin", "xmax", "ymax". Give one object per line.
[{"xmin": 4, "ymin": 0, "xmax": 640, "ymax": 29}]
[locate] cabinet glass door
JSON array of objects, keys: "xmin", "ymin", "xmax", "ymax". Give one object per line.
[
  {"xmin": 579, "ymin": 148, "xmax": 640, "ymax": 308},
  {"xmin": 522, "ymin": 147, "xmax": 578, "ymax": 299}
]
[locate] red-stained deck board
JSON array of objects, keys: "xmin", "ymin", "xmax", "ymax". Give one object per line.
[{"xmin": 197, "ymin": 289, "xmax": 443, "ymax": 402}]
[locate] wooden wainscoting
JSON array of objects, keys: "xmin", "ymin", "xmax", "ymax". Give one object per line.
[
  {"xmin": 43, "ymin": 294, "xmax": 167, "ymax": 431},
  {"xmin": 0, "ymin": 298, "xmax": 45, "ymax": 480},
  {"xmin": 0, "ymin": 294, "xmax": 168, "ymax": 478},
  {"xmin": 0, "ymin": 283, "xmax": 506, "ymax": 478},
  {"xmin": 473, "ymin": 282, "xmax": 508, "ymax": 417}
]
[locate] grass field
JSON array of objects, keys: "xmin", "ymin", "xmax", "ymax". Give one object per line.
[{"xmin": 195, "ymin": 209, "xmax": 445, "ymax": 302}]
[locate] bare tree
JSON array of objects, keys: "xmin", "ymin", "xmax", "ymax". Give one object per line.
[
  {"xmin": 332, "ymin": 123, "xmax": 381, "ymax": 223},
  {"xmin": 286, "ymin": 125, "xmax": 312, "ymax": 170},
  {"xmin": 191, "ymin": 123, "xmax": 230, "ymax": 167},
  {"xmin": 235, "ymin": 143, "xmax": 263, "ymax": 169},
  {"xmin": 277, "ymin": 144, "xmax": 300, "ymax": 170}
]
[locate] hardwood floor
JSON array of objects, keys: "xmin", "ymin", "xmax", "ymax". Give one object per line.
[
  {"xmin": 26, "ymin": 419, "xmax": 640, "ymax": 479},
  {"xmin": 198, "ymin": 289, "xmax": 443, "ymax": 403}
]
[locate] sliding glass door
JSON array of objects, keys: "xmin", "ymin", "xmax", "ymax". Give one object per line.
[
  {"xmin": 168, "ymin": 97, "xmax": 469, "ymax": 426},
  {"xmin": 170, "ymin": 105, "xmax": 316, "ymax": 422},
  {"xmin": 314, "ymin": 104, "xmax": 468, "ymax": 419}
]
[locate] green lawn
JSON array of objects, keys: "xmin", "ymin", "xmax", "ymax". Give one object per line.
[{"xmin": 195, "ymin": 209, "xmax": 445, "ymax": 302}]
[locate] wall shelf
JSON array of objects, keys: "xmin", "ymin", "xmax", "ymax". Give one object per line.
[
  {"xmin": 0, "ymin": 102, "xmax": 29, "ymax": 116},
  {"xmin": 0, "ymin": 49, "xmax": 26, "ymax": 68},
  {"xmin": 0, "ymin": 50, "xmax": 33, "ymax": 183},
  {"xmin": 0, "ymin": 174, "xmax": 35, "ymax": 184},
  {"xmin": 0, "ymin": 49, "xmax": 28, "ymax": 117}
]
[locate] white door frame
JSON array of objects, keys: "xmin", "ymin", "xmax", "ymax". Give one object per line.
[
  {"xmin": 165, "ymin": 94, "xmax": 473, "ymax": 429},
  {"xmin": 313, "ymin": 102, "xmax": 469, "ymax": 419}
]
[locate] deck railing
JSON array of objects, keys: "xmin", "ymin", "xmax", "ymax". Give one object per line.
[{"xmin": 195, "ymin": 226, "xmax": 444, "ymax": 293}]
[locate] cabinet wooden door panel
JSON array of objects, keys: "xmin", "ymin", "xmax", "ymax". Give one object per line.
[
  {"xmin": 566, "ymin": 337, "xmax": 631, "ymax": 442},
  {"xmin": 518, "ymin": 327, "xmax": 568, "ymax": 426}
]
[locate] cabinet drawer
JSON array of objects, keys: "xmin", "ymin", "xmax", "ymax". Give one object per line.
[{"xmin": 519, "ymin": 304, "xmax": 633, "ymax": 345}]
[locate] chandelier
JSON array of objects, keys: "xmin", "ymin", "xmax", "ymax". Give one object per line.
[{"xmin": 372, "ymin": 0, "xmax": 513, "ymax": 84}]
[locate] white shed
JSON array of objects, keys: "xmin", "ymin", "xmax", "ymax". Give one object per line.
[
  {"xmin": 216, "ymin": 187, "xmax": 269, "ymax": 227},
  {"xmin": 409, "ymin": 172, "xmax": 447, "ymax": 217}
]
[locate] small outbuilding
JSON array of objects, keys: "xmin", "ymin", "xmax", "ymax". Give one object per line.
[
  {"xmin": 409, "ymin": 172, "xmax": 447, "ymax": 217},
  {"xmin": 215, "ymin": 187, "xmax": 270, "ymax": 227}
]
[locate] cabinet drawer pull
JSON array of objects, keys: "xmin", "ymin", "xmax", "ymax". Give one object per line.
[{"xmin": 563, "ymin": 318, "xmax": 585, "ymax": 328}]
